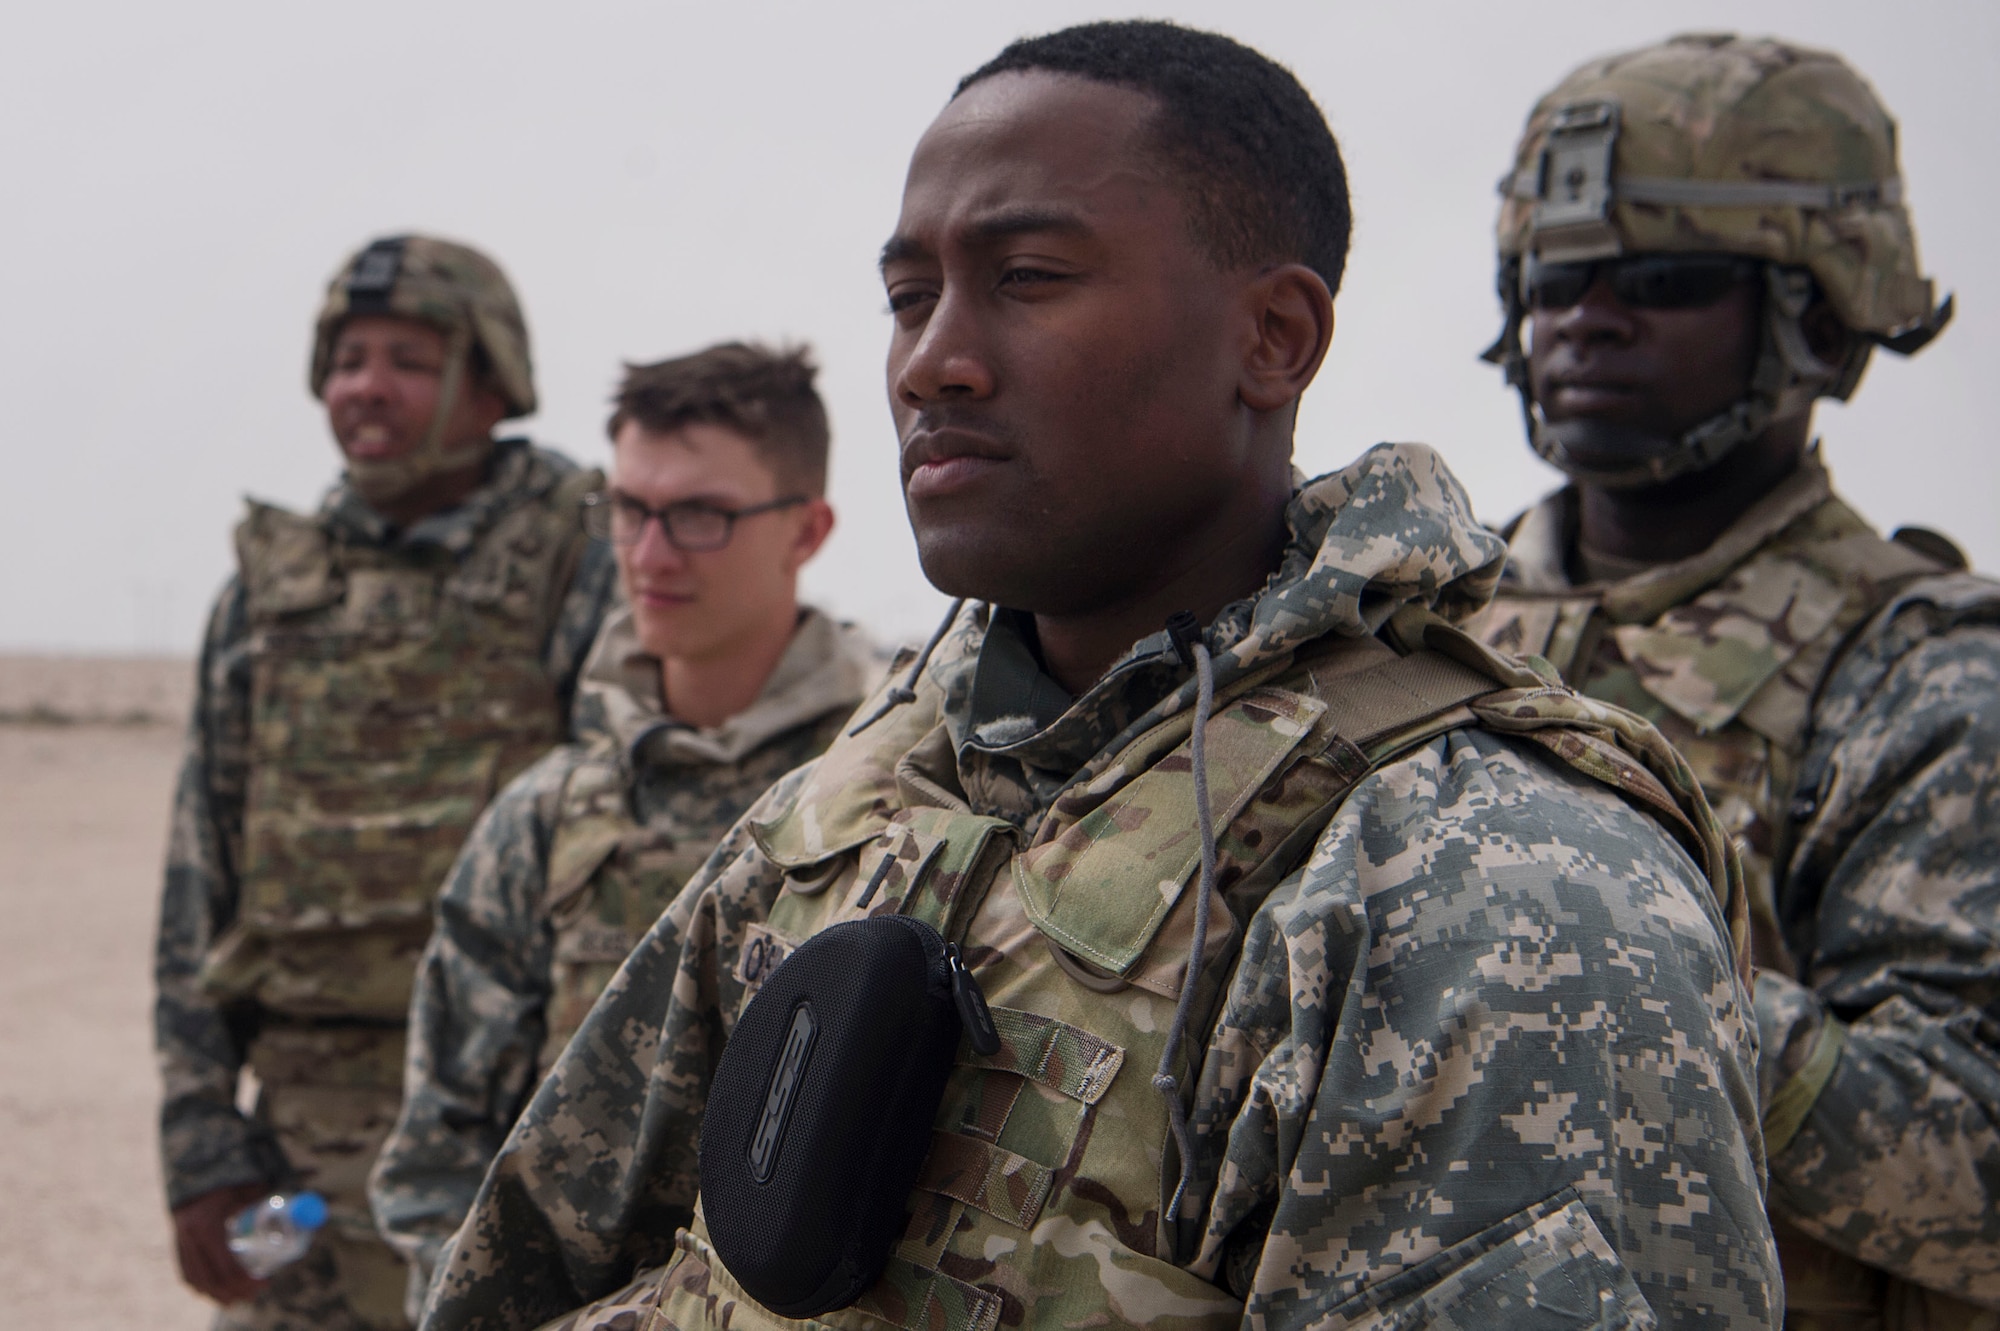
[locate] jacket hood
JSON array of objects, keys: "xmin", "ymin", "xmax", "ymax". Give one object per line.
[
  {"xmin": 577, "ymin": 604, "xmax": 885, "ymax": 768},
  {"xmin": 1211, "ymin": 441, "xmax": 1505, "ymax": 678}
]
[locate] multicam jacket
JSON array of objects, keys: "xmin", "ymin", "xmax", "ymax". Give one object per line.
[
  {"xmin": 421, "ymin": 444, "xmax": 1778, "ymax": 1331},
  {"xmin": 1469, "ymin": 451, "xmax": 2000, "ymax": 1324},
  {"xmin": 154, "ymin": 439, "xmax": 619, "ymax": 1210},
  {"xmin": 368, "ymin": 606, "xmax": 882, "ymax": 1299}
]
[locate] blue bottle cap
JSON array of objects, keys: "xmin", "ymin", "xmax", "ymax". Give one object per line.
[{"xmin": 288, "ymin": 1192, "xmax": 329, "ymax": 1230}]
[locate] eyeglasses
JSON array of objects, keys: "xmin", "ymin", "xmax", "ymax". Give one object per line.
[
  {"xmin": 581, "ymin": 490, "xmax": 808, "ymax": 552},
  {"xmin": 1522, "ymin": 254, "xmax": 1759, "ymax": 312}
]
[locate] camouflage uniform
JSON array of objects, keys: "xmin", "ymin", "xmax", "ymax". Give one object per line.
[
  {"xmin": 155, "ymin": 236, "xmax": 618, "ymax": 1331},
  {"xmin": 1474, "ymin": 35, "xmax": 2000, "ymax": 1329},
  {"xmin": 420, "ymin": 444, "xmax": 1779, "ymax": 1331},
  {"xmin": 367, "ymin": 606, "xmax": 882, "ymax": 1311}
]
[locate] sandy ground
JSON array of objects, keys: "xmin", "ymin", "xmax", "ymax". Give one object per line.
[{"xmin": 0, "ymin": 656, "xmax": 213, "ymax": 1327}]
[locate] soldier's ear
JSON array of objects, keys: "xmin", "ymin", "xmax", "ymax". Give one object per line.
[
  {"xmin": 1238, "ymin": 263, "xmax": 1335, "ymax": 415},
  {"xmin": 787, "ymin": 498, "xmax": 836, "ymax": 572}
]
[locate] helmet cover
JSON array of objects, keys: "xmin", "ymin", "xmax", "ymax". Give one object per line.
[
  {"xmin": 1487, "ymin": 33, "xmax": 1951, "ymax": 487},
  {"xmin": 310, "ymin": 234, "xmax": 536, "ymax": 417}
]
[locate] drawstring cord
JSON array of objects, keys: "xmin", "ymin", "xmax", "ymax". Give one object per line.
[
  {"xmin": 848, "ymin": 598, "xmax": 966, "ymax": 736},
  {"xmin": 1154, "ymin": 613, "xmax": 1216, "ymax": 1222},
  {"xmin": 852, "ymin": 599, "xmax": 1216, "ymax": 1218}
]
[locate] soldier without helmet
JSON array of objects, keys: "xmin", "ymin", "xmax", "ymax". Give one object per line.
[
  {"xmin": 1469, "ymin": 32, "xmax": 2000, "ymax": 1328},
  {"xmin": 421, "ymin": 22, "xmax": 1776, "ymax": 1330},
  {"xmin": 153, "ymin": 236, "xmax": 620, "ymax": 1330},
  {"xmin": 366, "ymin": 343, "xmax": 885, "ymax": 1321}
]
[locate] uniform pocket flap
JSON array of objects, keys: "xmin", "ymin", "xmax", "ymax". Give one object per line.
[
  {"xmin": 1612, "ymin": 556, "xmax": 1845, "ymax": 734},
  {"xmin": 1318, "ymin": 1189, "xmax": 1657, "ymax": 1330},
  {"xmin": 1013, "ymin": 687, "xmax": 1325, "ymax": 975}
]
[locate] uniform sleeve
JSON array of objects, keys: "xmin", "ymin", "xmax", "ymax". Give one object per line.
[
  {"xmin": 368, "ymin": 748, "xmax": 578, "ymax": 1302},
  {"xmin": 419, "ymin": 766, "xmax": 814, "ymax": 1331},
  {"xmin": 154, "ymin": 576, "xmax": 287, "ymax": 1208},
  {"xmin": 1191, "ymin": 729, "xmax": 1779, "ymax": 1330},
  {"xmin": 1757, "ymin": 615, "xmax": 2000, "ymax": 1307},
  {"xmin": 545, "ymin": 538, "xmax": 620, "ymax": 741}
]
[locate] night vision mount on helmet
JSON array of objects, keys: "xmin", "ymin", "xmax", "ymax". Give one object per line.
[
  {"xmin": 309, "ymin": 233, "xmax": 538, "ymax": 502},
  {"xmin": 1482, "ymin": 33, "xmax": 1953, "ymax": 489}
]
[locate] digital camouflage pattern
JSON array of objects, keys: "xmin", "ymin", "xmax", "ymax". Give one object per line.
[
  {"xmin": 1496, "ymin": 33, "xmax": 1940, "ymax": 342},
  {"xmin": 155, "ymin": 438, "xmax": 618, "ymax": 1329},
  {"xmin": 421, "ymin": 444, "xmax": 1777, "ymax": 1331},
  {"xmin": 1470, "ymin": 452, "xmax": 2000, "ymax": 1326},
  {"xmin": 367, "ymin": 606, "xmax": 882, "ymax": 1309},
  {"xmin": 312, "ymin": 234, "xmax": 537, "ymax": 418}
]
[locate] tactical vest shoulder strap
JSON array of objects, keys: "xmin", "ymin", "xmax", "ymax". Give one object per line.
[
  {"xmin": 1727, "ymin": 511, "xmax": 1955, "ymax": 745},
  {"xmin": 1321, "ymin": 609, "xmax": 1554, "ymax": 734},
  {"xmin": 443, "ymin": 463, "xmax": 605, "ymax": 639},
  {"xmin": 757, "ymin": 612, "xmax": 1748, "ymax": 984},
  {"xmin": 545, "ymin": 743, "xmax": 639, "ymax": 915},
  {"xmin": 1020, "ymin": 610, "xmax": 1745, "ymax": 988},
  {"xmin": 235, "ymin": 500, "xmax": 340, "ymax": 620},
  {"xmin": 1017, "ymin": 619, "xmax": 1530, "ymax": 982}
]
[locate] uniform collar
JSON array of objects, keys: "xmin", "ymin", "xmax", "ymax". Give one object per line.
[
  {"xmin": 1504, "ymin": 449, "xmax": 1835, "ymax": 624},
  {"xmin": 578, "ymin": 604, "xmax": 882, "ymax": 770},
  {"xmin": 318, "ymin": 437, "xmax": 551, "ymax": 555}
]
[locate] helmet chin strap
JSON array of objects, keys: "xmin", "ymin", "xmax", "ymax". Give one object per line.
[
  {"xmin": 345, "ymin": 324, "xmax": 496, "ymax": 509},
  {"xmin": 1488, "ymin": 262, "xmax": 1853, "ymax": 491}
]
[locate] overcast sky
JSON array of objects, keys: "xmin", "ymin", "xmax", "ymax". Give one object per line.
[{"xmin": 2, "ymin": 1, "xmax": 1993, "ymax": 655}]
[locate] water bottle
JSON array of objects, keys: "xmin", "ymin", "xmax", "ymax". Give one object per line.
[{"xmin": 226, "ymin": 1191, "xmax": 328, "ymax": 1279}]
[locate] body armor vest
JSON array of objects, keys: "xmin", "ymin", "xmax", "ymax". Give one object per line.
[
  {"xmin": 1468, "ymin": 494, "xmax": 1957, "ymax": 978},
  {"xmin": 539, "ymin": 709, "xmax": 849, "ymax": 1068},
  {"xmin": 1470, "ymin": 496, "xmax": 2000, "ymax": 1331},
  {"xmin": 201, "ymin": 465, "xmax": 599, "ymax": 1023},
  {"xmin": 648, "ymin": 617, "xmax": 1742, "ymax": 1331}
]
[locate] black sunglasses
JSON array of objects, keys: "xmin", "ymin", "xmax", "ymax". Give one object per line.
[{"xmin": 1523, "ymin": 254, "xmax": 1759, "ymax": 312}]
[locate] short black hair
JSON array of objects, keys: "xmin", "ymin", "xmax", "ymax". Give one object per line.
[{"xmin": 956, "ymin": 20, "xmax": 1352, "ymax": 296}]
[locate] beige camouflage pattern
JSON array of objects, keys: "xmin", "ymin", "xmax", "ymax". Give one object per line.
[
  {"xmin": 199, "ymin": 453, "xmax": 599, "ymax": 1021},
  {"xmin": 1497, "ymin": 32, "xmax": 1939, "ymax": 341},
  {"xmin": 420, "ymin": 444, "xmax": 1776, "ymax": 1331},
  {"xmin": 1469, "ymin": 453, "xmax": 2000, "ymax": 1326},
  {"xmin": 312, "ymin": 234, "xmax": 537, "ymax": 418},
  {"xmin": 367, "ymin": 607, "xmax": 881, "ymax": 1307},
  {"xmin": 154, "ymin": 439, "xmax": 619, "ymax": 1329}
]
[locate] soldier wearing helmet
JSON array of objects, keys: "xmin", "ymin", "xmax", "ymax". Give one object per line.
[
  {"xmin": 1469, "ymin": 34, "xmax": 2000, "ymax": 1327},
  {"xmin": 153, "ymin": 234, "xmax": 619, "ymax": 1331}
]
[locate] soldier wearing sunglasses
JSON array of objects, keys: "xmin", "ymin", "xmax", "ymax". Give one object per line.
[
  {"xmin": 367, "ymin": 343, "xmax": 881, "ymax": 1318},
  {"xmin": 1471, "ymin": 34, "xmax": 2000, "ymax": 1328}
]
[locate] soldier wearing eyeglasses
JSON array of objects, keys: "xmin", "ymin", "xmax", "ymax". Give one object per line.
[
  {"xmin": 1469, "ymin": 34, "xmax": 2000, "ymax": 1328},
  {"xmin": 367, "ymin": 341, "xmax": 882, "ymax": 1318},
  {"xmin": 154, "ymin": 235, "xmax": 621, "ymax": 1331}
]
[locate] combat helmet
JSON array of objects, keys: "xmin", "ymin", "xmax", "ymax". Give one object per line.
[
  {"xmin": 309, "ymin": 234, "xmax": 536, "ymax": 497},
  {"xmin": 1483, "ymin": 33, "xmax": 1953, "ymax": 488}
]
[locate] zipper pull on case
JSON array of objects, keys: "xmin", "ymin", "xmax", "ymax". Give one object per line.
[{"xmin": 947, "ymin": 943, "xmax": 1001, "ymax": 1055}]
